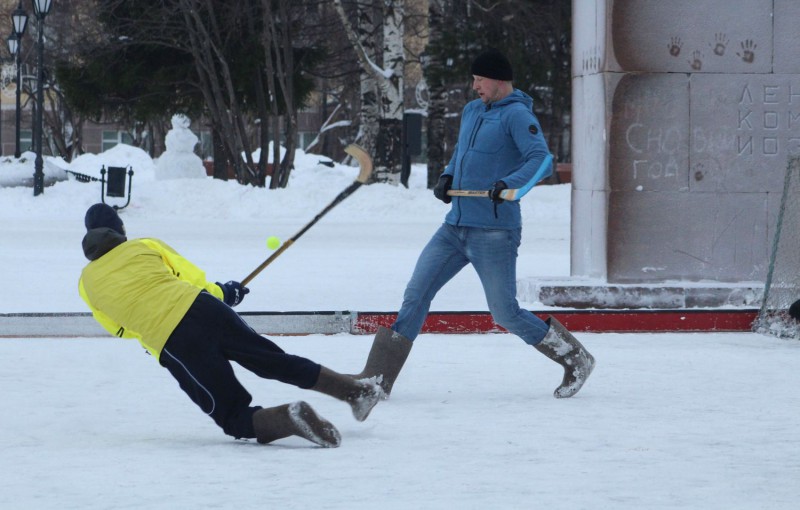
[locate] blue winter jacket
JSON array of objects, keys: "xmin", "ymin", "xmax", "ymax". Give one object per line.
[{"xmin": 443, "ymin": 89, "xmax": 551, "ymax": 229}]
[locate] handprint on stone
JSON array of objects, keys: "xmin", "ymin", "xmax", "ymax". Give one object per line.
[
  {"xmin": 688, "ymin": 50, "xmax": 703, "ymax": 71},
  {"xmin": 711, "ymin": 33, "xmax": 728, "ymax": 56},
  {"xmin": 668, "ymin": 36, "xmax": 683, "ymax": 57},
  {"xmin": 737, "ymin": 39, "xmax": 756, "ymax": 63}
]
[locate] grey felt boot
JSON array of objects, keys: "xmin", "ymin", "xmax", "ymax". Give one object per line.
[
  {"xmin": 535, "ymin": 316, "xmax": 596, "ymax": 398},
  {"xmin": 351, "ymin": 326, "xmax": 413, "ymax": 398},
  {"xmin": 252, "ymin": 401, "xmax": 341, "ymax": 448},
  {"xmin": 312, "ymin": 367, "xmax": 384, "ymax": 421}
]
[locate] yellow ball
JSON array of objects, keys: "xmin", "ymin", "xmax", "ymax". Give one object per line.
[{"xmin": 266, "ymin": 236, "xmax": 281, "ymax": 250}]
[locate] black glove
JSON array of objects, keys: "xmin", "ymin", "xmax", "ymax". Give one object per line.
[
  {"xmin": 217, "ymin": 281, "xmax": 250, "ymax": 307},
  {"xmin": 489, "ymin": 180, "xmax": 508, "ymax": 204},
  {"xmin": 433, "ymin": 174, "xmax": 453, "ymax": 204}
]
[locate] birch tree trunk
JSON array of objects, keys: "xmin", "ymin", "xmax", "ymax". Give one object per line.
[
  {"xmin": 373, "ymin": 0, "xmax": 404, "ymax": 185},
  {"xmin": 357, "ymin": 3, "xmax": 379, "ymax": 161},
  {"xmin": 334, "ymin": 0, "xmax": 405, "ymax": 184}
]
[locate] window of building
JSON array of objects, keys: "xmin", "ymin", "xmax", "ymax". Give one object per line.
[
  {"xmin": 20, "ymin": 129, "xmax": 32, "ymax": 152},
  {"xmin": 297, "ymin": 131, "xmax": 318, "ymax": 150},
  {"xmin": 196, "ymin": 131, "xmax": 212, "ymax": 159},
  {"xmin": 102, "ymin": 131, "xmax": 134, "ymax": 152}
]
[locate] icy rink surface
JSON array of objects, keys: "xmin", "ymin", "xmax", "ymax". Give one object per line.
[{"xmin": 2, "ymin": 332, "xmax": 799, "ymax": 510}]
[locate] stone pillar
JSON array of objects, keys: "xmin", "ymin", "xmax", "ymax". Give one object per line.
[{"xmin": 571, "ymin": 0, "xmax": 800, "ymax": 283}]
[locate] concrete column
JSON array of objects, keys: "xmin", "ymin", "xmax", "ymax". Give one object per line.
[{"xmin": 571, "ymin": 0, "xmax": 800, "ymax": 283}]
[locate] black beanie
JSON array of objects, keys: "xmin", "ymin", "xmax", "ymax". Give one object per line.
[
  {"xmin": 85, "ymin": 203, "xmax": 125, "ymax": 236},
  {"xmin": 790, "ymin": 299, "xmax": 800, "ymax": 321},
  {"xmin": 470, "ymin": 49, "xmax": 513, "ymax": 81}
]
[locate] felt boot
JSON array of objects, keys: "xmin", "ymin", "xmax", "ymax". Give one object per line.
[
  {"xmin": 535, "ymin": 316, "xmax": 596, "ymax": 398},
  {"xmin": 252, "ymin": 401, "xmax": 341, "ymax": 448},
  {"xmin": 312, "ymin": 367, "xmax": 384, "ymax": 421},
  {"xmin": 351, "ymin": 326, "xmax": 413, "ymax": 398}
]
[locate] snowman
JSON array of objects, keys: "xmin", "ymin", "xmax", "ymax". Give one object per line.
[{"xmin": 155, "ymin": 114, "xmax": 207, "ymax": 180}]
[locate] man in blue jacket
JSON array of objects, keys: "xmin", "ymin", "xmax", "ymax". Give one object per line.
[{"xmin": 352, "ymin": 49, "xmax": 595, "ymax": 400}]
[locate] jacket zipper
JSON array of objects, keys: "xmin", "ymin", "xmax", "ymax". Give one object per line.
[
  {"xmin": 453, "ymin": 117, "xmax": 483, "ymax": 226},
  {"xmin": 468, "ymin": 118, "xmax": 484, "ymax": 148}
]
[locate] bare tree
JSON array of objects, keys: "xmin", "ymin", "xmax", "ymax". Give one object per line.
[
  {"xmin": 260, "ymin": 0, "xmax": 301, "ymax": 189},
  {"xmin": 56, "ymin": 0, "xmax": 316, "ymax": 187},
  {"xmin": 176, "ymin": 0, "xmax": 259, "ymax": 183},
  {"xmin": 31, "ymin": 0, "xmax": 108, "ymax": 160},
  {"xmin": 424, "ymin": 0, "xmax": 448, "ymax": 188}
]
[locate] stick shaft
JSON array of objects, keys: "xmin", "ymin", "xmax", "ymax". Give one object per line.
[
  {"xmin": 241, "ymin": 240, "xmax": 295, "ymax": 286},
  {"xmin": 446, "ymin": 154, "xmax": 554, "ymax": 201},
  {"xmin": 447, "ymin": 189, "xmax": 520, "ymax": 199},
  {"xmin": 240, "ymin": 145, "xmax": 372, "ymax": 286},
  {"xmin": 447, "ymin": 189, "xmax": 491, "ymax": 198},
  {"xmin": 241, "ymin": 181, "xmax": 363, "ymax": 286}
]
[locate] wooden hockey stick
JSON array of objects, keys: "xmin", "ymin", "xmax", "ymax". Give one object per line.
[
  {"xmin": 241, "ymin": 144, "xmax": 373, "ymax": 286},
  {"xmin": 446, "ymin": 154, "xmax": 554, "ymax": 201}
]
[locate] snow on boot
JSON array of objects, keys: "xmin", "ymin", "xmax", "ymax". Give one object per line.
[
  {"xmin": 351, "ymin": 326, "xmax": 413, "ymax": 398},
  {"xmin": 535, "ymin": 316, "xmax": 596, "ymax": 398},
  {"xmin": 312, "ymin": 366, "xmax": 384, "ymax": 422},
  {"xmin": 253, "ymin": 401, "xmax": 341, "ymax": 448}
]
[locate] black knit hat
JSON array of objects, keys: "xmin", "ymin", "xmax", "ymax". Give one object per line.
[
  {"xmin": 470, "ymin": 49, "xmax": 513, "ymax": 81},
  {"xmin": 85, "ymin": 203, "xmax": 125, "ymax": 236},
  {"xmin": 790, "ymin": 299, "xmax": 800, "ymax": 321}
]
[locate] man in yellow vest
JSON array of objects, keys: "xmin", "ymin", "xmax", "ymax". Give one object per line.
[{"xmin": 79, "ymin": 203, "xmax": 381, "ymax": 448}]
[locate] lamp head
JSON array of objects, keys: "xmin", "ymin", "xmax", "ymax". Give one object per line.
[
  {"xmin": 6, "ymin": 33, "xmax": 19, "ymax": 56},
  {"xmin": 12, "ymin": 3, "xmax": 29, "ymax": 36},
  {"xmin": 31, "ymin": 0, "xmax": 52, "ymax": 19}
]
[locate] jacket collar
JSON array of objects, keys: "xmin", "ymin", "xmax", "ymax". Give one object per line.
[
  {"xmin": 485, "ymin": 89, "xmax": 533, "ymax": 110},
  {"xmin": 82, "ymin": 228, "xmax": 127, "ymax": 261}
]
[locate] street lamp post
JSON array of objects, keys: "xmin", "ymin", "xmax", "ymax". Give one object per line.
[
  {"xmin": 31, "ymin": 0, "xmax": 51, "ymax": 197},
  {"xmin": 9, "ymin": 2, "xmax": 29, "ymax": 159},
  {"xmin": 6, "ymin": 34, "xmax": 20, "ymax": 156}
]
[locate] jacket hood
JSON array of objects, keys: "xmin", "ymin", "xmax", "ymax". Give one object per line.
[
  {"xmin": 82, "ymin": 228, "xmax": 127, "ymax": 261},
  {"xmin": 489, "ymin": 89, "xmax": 533, "ymax": 110}
]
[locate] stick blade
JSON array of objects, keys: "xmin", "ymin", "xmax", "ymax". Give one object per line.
[
  {"xmin": 344, "ymin": 144, "xmax": 374, "ymax": 183},
  {"xmin": 499, "ymin": 188, "xmax": 518, "ymax": 201}
]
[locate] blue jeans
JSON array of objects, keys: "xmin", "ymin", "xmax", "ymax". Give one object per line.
[{"xmin": 393, "ymin": 223, "xmax": 549, "ymax": 345}]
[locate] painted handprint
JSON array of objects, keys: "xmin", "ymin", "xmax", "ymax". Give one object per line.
[
  {"xmin": 711, "ymin": 33, "xmax": 728, "ymax": 56},
  {"xmin": 688, "ymin": 50, "xmax": 703, "ymax": 71},
  {"xmin": 736, "ymin": 39, "xmax": 756, "ymax": 63},
  {"xmin": 668, "ymin": 36, "xmax": 683, "ymax": 57},
  {"xmin": 583, "ymin": 46, "xmax": 600, "ymax": 72},
  {"xmin": 582, "ymin": 50, "xmax": 596, "ymax": 72}
]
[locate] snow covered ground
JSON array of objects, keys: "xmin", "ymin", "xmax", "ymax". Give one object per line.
[
  {"xmin": 0, "ymin": 146, "xmax": 569, "ymax": 313},
  {"xmin": 1, "ymin": 148, "xmax": 799, "ymax": 509}
]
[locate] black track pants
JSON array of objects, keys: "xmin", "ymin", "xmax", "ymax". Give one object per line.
[{"xmin": 159, "ymin": 291, "xmax": 321, "ymax": 439}]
